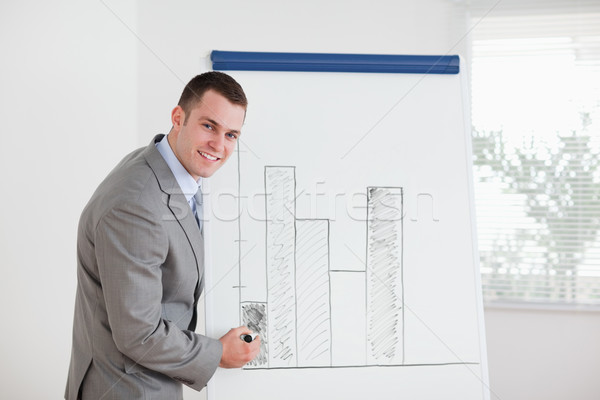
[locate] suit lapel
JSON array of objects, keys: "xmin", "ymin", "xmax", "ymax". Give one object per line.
[{"xmin": 143, "ymin": 135, "xmax": 204, "ymax": 282}]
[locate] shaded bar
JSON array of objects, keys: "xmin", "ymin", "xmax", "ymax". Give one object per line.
[
  {"xmin": 265, "ymin": 166, "xmax": 297, "ymax": 367},
  {"xmin": 366, "ymin": 187, "xmax": 404, "ymax": 365},
  {"xmin": 296, "ymin": 219, "xmax": 331, "ymax": 367},
  {"xmin": 241, "ymin": 302, "xmax": 268, "ymax": 368}
]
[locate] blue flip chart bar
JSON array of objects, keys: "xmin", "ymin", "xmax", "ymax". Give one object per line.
[{"xmin": 211, "ymin": 50, "xmax": 459, "ymax": 74}]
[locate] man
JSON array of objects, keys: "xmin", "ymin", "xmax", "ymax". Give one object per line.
[{"xmin": 66, "ymin": 72, "xmax": 260, "ymax": 399}]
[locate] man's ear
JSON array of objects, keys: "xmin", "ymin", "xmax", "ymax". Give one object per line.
[{"xmin": 171, "ymin": 105, "xmax": 185, "ymax": 130}]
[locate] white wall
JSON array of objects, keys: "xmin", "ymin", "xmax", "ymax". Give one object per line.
[
  {"xmin": 1, "ymin": 1, "xmax": 597, "ymax": 399},
  {"xmin": 485, "ymin": 306, "xmax": 600, "ymax": 400}
]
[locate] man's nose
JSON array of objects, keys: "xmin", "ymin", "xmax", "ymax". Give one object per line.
[{"xmin": 209, "ymin": 133, "xmax": 225, "ymax": 152}]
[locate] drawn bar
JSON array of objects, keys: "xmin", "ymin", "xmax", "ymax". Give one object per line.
[
  {"xmin": 241, "ymin": 302, "xmax": 268, "ymax": 368},
  {"xmin": 366, "ymin": 187, "xmax": 404, "ymax": 365},
  {"xmin": 265, "ymin": 166, "xmax": 297, "ymax": 367},
  {"xmin": 330, "ymin": 270, "xmax": 367, "ymax": 366},
  {"xmin": 295, "ymin": 219, "xmax": 331, "ymax": 367},
  {"xmin": 211, "ymin": 51, "xmax": 460, "ymax": 74}
]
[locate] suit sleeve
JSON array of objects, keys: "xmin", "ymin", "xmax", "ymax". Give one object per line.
[{"xmin": 94, "ymin": 202, "xmax": 222, "ymax": 390}]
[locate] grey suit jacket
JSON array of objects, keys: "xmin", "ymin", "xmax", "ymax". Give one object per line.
[{"xmin": 66, "ymin": 135, "xmax": 222, "ymax": 400}]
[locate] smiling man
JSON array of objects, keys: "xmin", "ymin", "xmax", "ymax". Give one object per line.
[{"xmin": 66, "ymin": 72, "xmax": 260, "ymax": 400}]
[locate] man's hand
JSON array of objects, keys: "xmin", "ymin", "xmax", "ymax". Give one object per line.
[{"xmin": 218, "ymin": 326, "xmax": 261, "ymax": 368}]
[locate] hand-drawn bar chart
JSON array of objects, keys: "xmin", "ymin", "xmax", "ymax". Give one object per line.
[{"xmin": 241, "ymin": 166, "xmax": 405, "ymax": 369}]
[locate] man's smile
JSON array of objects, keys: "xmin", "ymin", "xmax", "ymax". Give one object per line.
[{"xmin": 199, "ymin": 151, "xmax": 220, "ymax": 161}]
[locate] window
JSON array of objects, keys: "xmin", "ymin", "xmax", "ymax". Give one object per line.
[{"xmin": 468, "ymin": 1, "xmax": 600, "ymax": 306}]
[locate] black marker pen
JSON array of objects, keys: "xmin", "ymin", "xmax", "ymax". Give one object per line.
[{"xmin": 240, "ymin": 333, "xmax": 258, "ymax": 343}]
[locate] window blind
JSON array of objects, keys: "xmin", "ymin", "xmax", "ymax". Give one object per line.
[{"xmin": 468, "ymin": 0, "xmax": 600, "ymax": 306}]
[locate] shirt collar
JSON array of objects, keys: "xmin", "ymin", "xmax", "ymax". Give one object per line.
[{"xmin": 156, "ymin": 134, "xmax": 201, "ymax": 202}]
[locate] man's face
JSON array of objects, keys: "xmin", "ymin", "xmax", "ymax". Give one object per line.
[{"xmin": 168, "ymin": 89, "xmax": 245, "ymax": 180}]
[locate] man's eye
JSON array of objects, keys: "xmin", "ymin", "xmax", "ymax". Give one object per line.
[
  {"xmin": 226, "ymin": 133, "xmax": 238, "ymax": 140},
  {"xmin": 203, "ymin": 123, "xmax": 213, "ymax": 130}
]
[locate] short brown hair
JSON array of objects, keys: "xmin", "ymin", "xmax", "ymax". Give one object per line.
[{"xmin": 178, "ymin": 71, "xmax": 247, "ymax": 124}]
